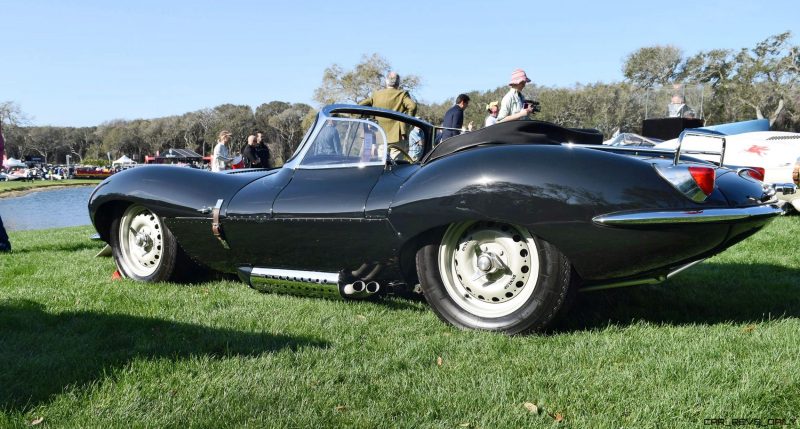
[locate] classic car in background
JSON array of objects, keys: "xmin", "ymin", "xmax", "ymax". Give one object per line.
[
  {"xmin": 74, "ymin": 166, "xmax": 116, "ymax": 180},
  {"xmin": 654, "ymin": 120, "xmax": 800, "ymax": 211},
  {"xmin": 4, "ymin": 166, "xmax": 33, "ymax": 181},
  {"xmin": 89, "ymin": 105, "xmax": 791, "ymax": 334}
]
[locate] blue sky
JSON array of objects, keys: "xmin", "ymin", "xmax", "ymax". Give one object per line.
[{"xmin": 1, "ymin": 0, "xmax": 797, "ymax": 126}]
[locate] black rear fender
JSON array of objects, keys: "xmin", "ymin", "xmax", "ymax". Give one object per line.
[{"xmin": 389, "ymin": 145, "xmax": 732, "ymax": 281}]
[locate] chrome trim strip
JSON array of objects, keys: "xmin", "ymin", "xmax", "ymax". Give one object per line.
[
  {"xmin": 580, "ymin": 258, "xmax": 706, "ymax": 292},
  {"xmin": 250, "ymin": 267, "xmax": 339, "ymax": 284},
  {"xmin": 579, "ymin": 277, "xmax": 663, "ymax": 292},
  {"xmin": 675, "ymin": 130, "xmax": 726, "ymax": 165},
  {"xmin": 666, "ymin": 258, "xmax": 705, "ymax": 279},
  {"xmin": 593, "ymin": 204, "xmax": 784, "ymax": 226},
  {"xmin": 567, "ymin": 144, "xmax": 676, "ymax": 155},
  {"xmin": 298, "ymin": 162, "xmax": 385, "ymax": 170}
]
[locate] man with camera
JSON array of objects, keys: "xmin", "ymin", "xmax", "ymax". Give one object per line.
[{"xmin": 498, "ymin": 68, "xmax": 538, "ymax": 122}]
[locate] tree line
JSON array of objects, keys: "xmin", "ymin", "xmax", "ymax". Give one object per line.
[
  {"xmin": 0, "ymin": 101, "xmax": 313, "ymax": 167},
  {"xmin": 422, "ymin": 32, "xmax": 798, "ymax": 138},
  {"xmin": 1, "ymin": 32, "xmax": 797, "ymax": 166}
]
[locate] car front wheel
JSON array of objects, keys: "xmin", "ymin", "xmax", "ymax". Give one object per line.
[
  {"xmin": 111, "ymin": 204, "xmax": 181, "ymax": 282},
  {"xmin": 416, "ymin": 221, "xmax": 575, "ymax": 334}
]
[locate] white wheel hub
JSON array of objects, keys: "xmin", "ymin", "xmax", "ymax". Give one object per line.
[
  {"xmin": 118, "ymin": 205, "xmax": 164, "ymax": 278},
  {"xmin": 438, "ymin": 221, "xmax": 539, "ymax": 318}
]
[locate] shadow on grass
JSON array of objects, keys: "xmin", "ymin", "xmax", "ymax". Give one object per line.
[
  {"xmin": 0, "ymin": 299, "xmax": 329, "ymax": 412},
  {"xmin": 556, "ymin": 262, "xmax": 800, "ymax": 332},
  {"xmin": 9, "ymin": 240, "xmax": 102, "ymax": 254}
]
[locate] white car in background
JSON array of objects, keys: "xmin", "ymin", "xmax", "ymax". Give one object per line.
[{"xmin": 655, "ymin": 122, "xmax": 800, "ymax": 210}]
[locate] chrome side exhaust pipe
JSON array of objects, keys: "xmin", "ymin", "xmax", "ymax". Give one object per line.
[{"xmin": 241, "ymin": 267, "xmax": 381, "ymax": 300}]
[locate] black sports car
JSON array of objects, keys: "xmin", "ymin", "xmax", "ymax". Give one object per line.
[{"xmin": 88, "ymin": 105, "xmax": 790, "ymax": 334}]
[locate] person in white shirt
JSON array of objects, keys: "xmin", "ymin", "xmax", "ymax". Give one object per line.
[
  {"xmin": 497, "ymin": 68, "xmax": 535, "ymax": 123},
  {"xmin": 484, "ymin": 101, "xmax": 499, "ymax": 127},
  {"xmin": 212, "ymin": 130, "xmax": 234, "ymax": 172}
]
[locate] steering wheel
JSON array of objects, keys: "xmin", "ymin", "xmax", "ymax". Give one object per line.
[{"xmin": 387, "ymin": 143, "xmax": 414, "ymax": 163}]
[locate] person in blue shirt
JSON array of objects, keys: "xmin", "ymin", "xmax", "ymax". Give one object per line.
[
  {"xmin": 313, "ymin": 120, "xmax": 342, "ymax": 156},
  {"xmin": 408, "ymin": 124, "xmax": 424, "ymax": 161},
  {"xmin": 439, "ymin": 94, "xmax": 472, "ymax": 142}
]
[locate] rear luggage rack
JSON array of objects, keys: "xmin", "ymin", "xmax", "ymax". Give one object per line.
[
  {"xmin": 674, "ymin": 129, "xmax": 727, "ymax": 166},
  {"xmin": 573, "ymin": 129, "xmax": 727, "ymax": 167}
]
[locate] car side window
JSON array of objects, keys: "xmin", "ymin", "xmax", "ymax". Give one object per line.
[{"xmin": 300, "ymin": 119, "xmax": 387, "ymax": 168}]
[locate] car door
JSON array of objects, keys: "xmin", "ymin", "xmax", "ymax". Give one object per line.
[{"xmin": 257, "ymin": 118, "xmax": 399, "ymax": 271}]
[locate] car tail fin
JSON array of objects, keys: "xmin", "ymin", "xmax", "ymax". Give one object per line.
[{"xmin": 654, "ymin": 164, "xmax": 716, "ymax": 202}]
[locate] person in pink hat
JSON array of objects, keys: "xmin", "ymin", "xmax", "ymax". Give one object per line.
[{"xmin": 497, "ymin": 68, "xmax": 535, "ymax": 122}]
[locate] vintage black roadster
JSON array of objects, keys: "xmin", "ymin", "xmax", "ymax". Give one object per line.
[{"xmin": 88, "ymin": 105, "xmax": 791, "ymax": 334}]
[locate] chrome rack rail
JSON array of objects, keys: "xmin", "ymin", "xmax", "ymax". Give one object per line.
[{"xmin": 674, "ymin": 129, "xmax": 727, "ymax": 166}]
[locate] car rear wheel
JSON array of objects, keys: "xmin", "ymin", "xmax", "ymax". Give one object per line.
[
  {"xmin": 111, "ymin": 204, "xmax": 181, "ymax": 282},
  {"xmin": 416, "ymin": 221, "xmax": 575, "ymax": 334}
]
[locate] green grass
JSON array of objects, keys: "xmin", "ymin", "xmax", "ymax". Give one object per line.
[
  {"xmin": 0, "ymin": 179, "xmax": 101, "ymax": 195},
  {"xmin": 1, "ymin": 218, "xmax": 799, "ymax": 428}
]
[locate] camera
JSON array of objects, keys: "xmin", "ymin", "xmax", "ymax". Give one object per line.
[{"xmin": 523, "ymin": 100, "xmax": 541, "ymax": 113}]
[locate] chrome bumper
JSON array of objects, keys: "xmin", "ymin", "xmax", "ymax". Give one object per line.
[
  {"xmin": 770, "ymin": 183, "xmax": 796, "ymax": 196},
  {"xmin": 593, "ymin": 203, "xmax": 785, "ymax": 226}
]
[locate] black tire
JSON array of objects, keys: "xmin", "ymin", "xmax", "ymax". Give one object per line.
[
  {"xmin": 110, "ymin": 204, "xmax": 184, "ymax": 282},
  {"xmin": 416, "ymin": 221, "xmax": 576, "ymax": 335}
]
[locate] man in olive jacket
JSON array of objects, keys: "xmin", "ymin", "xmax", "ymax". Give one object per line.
[{"xmin": 358, "ymin": 71, "xmax": 417, "ymax": 149}]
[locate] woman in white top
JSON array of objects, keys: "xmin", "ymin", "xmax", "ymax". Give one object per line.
[
  {"xmin": 484, "ymin": 101, "xmax": 499, "ymax": 127},
  {"xmin": 212, "ymin": 130, "xmax": 234, "ymax": 172},
  {"xmin": 497, "ymin": 68, "xmax": 535, "ymax": 123}
]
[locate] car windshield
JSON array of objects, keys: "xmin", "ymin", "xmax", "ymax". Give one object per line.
[
  {"xmin": 299, "ymin": 118, "xmax": 387, "ymax": 168},
  {"xmin": 643, "ymin": 83, "xmax": 707, "ymax": 120},
  {"xmin": 605, "ymin": 133, "xmax": 663, "ymax": 148},
  {"xmin": 286, "ymin": 116, "xmax": 318, "ymax": 163}
]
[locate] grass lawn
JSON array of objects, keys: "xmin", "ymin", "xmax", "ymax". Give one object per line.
[
  {"xmin": 0, "ymin": 179, "xmax": 101, "ymax": 196},
  {"xmin": 1, "ymin": 218, "xmax": 798, "ymax": 428}
]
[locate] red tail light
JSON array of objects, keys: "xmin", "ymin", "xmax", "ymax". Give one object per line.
[
  {"xmin": 740, "ymin": 167, "xmax": 765, "ymax": 181},
  {"xmin": 654, "ymin": 164, "xmax": 716, "ymax": 202},
  {"xmin": 688, "ymin": 166, "xmax": 716, "ymax": 196}
]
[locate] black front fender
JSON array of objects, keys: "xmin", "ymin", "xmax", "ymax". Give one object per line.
[{"xmin": 88, "ymin": 166, "xmax": 267, "ymax": 241}]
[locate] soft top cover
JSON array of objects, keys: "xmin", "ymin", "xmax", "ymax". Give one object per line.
[{"xmin": 422, "ymin": 120, "xmax": 603, "ymax": 163}]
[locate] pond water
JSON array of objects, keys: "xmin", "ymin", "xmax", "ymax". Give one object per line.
[{"xmin": 0, "ymin": 186, "xmax": 96, "ymax": 231}]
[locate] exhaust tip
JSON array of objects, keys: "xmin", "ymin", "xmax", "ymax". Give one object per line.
[
  {"xmin": 366, "ymin": 281, "xmax": 380, "ymax": 294},
  {"xmin": 352, "ymin": 281, "xmax": 365, "ymax": 292}
]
